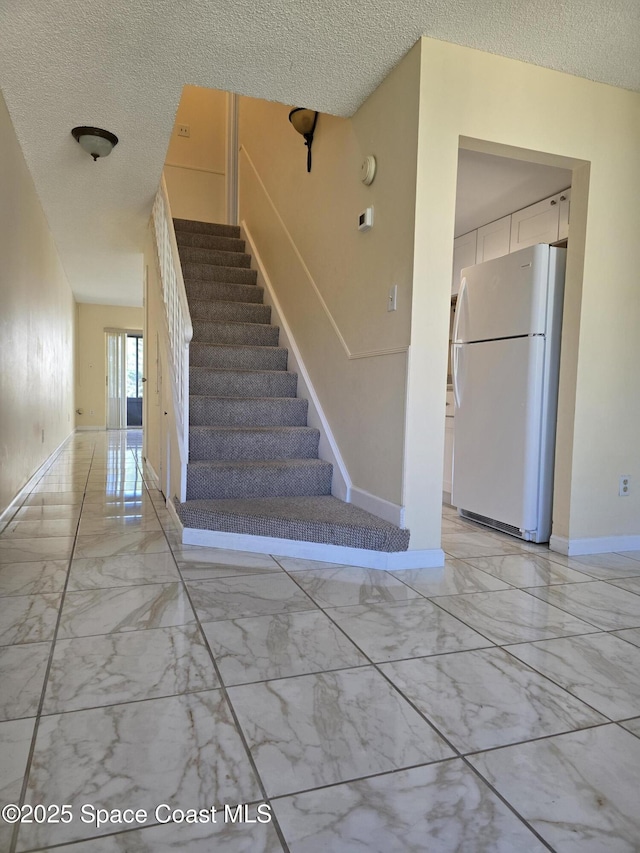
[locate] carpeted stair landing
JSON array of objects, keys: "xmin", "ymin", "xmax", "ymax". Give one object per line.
[{"xmin": 172, "ymin": 218, "xmax": 410, "ymax": 553}]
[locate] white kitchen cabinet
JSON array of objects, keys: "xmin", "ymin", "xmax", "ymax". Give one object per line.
[
  {"xmin": 475, "ymin": 216, "xmax": 511, "ymax": 264},
  {"xmin": 558, "ymin": 188, "xmax": 571, "ymax": 240},
  {"xmin": 510, "ymin": 190, "xmax": 570, "ymax": 252},
  {"xmin": 452, "ymin": 231, "xmax": 477, "ymax": 295}
]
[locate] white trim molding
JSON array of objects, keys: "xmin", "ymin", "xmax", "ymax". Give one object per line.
[
  {"xmin": 75, "ymin": 425, "xmax": 107, "ymax": 431},
  {"xmin": 349, "ymin": 486, "xmax": 404, "ymax": 527},
  {"xmin": 0, "ymin": 432, "xmax": 72, "ymax": 530},
  {"xmin": 164, "ymin": 162, "xmax": 225, "ymax": 176},
  {"xmin": 182, "ymin": 527, "xmax": 443, "ymax": 570},
  {"xmin": 550, "ymin": 534, "xmax": 640, "ymax": 556},
  {"xmin": 166, "ymin": 497, "xmax": 184, "ymax": 533}
]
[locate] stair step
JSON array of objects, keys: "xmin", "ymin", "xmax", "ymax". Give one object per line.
[
  {"xmin": 178, "ymin": 246, "xmax": 252, "ymax": 268},
  {"xmin": 185, "ymin": 280, "xmax": 263, "ymax": 304},
  {"xmin": 173, "ymin": 219, "xmax": 240, "ymax": 239},
  {"xmin": 189, "ymin": 426, "xmax": 320, "ymax": 461},
  {"xmin": 189, "ymin": 343, "xmax": 288, "ymax": 371},
  {"xmin": 192, "ymin": 319, "xmax": 279, "ymax": 347},
  {"xmin": 190, "ymin": 367, "xmax": 298, "ymax": 398},
  {"xmin": 182, "ymin": 263, "xmax": 257, "ymax": 285},
  {"xmin": 189, "ymin": 299, "xmax": 271, "ymax": 325},
  {"xmin": 186, "ymin": 459, "xmax": 333, "ymax": 500},
  {"xmin": 190, "ymin": 396, "xmax": 308, "ymax": 427},
  {"xmin": 176, "ymin": 496, "xmax": 411, "ymax": 552},
  {"xmin": 176, "ymin": 231, "xmax": 245, "ymax": 253}
]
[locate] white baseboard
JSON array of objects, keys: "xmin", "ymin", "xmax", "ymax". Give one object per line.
[
  {"xmin": 166, "ymin": 498, "xmax": 184, "ymax": 532},
  {"xmin": 349, "ymin": 486, "xmax": 404, "ymax": 527},
  {"xmin": 181, "ymin": 527, "xmax": 443, "ymax": 570},
  {"xmin": 0, "ymin": 432, "xmax": 73, "ymax": 530},
  {"xmin": 144, "ymin": 460, "xmax": 161, "ymax": 489},
  {"xmin": 75, "ymin": 425, "xmax": 106, "ymax": 431},
  {"xmin": 550, "ymin": 533, "xmax": 640, "ymax": 556}
]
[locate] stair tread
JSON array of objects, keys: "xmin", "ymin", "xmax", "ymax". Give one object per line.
[
  {"xmin": 175, "ymin": 496, "xmax": 410, "ymax": 552},
  {"xmin": 190, "ymin": 394, "xmax": 305, "ymax": 402},
  {"xmin": 190, "ymin": 366, "xmax": 296, "ymax": 376},
  {"xmin": 190, "ymin": 425, "xmax": 317, "ymax": 432},
  {"xmin": 193, "ymin": 318, "xmax": 275, "ymax": 328},
  {"xmin": 188, "ymin": 458, "xmax": 329, "ymax": 468},
  {"xmin": 189, "ymin": 299, "xmax": 265, "ymax": 310}
]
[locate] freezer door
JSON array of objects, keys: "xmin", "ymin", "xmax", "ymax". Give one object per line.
[
  {"xmin": 454, "ymin": 244, "xmax": 550, "ymax": 343},
  {"xmin": 452, "ymin": 336, "xmax": 546, "ymax": 533}
]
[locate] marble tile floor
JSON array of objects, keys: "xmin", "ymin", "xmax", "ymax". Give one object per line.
[{"xmin": 0, "ymin": 431, "xmax": 639, "ymax": 850}]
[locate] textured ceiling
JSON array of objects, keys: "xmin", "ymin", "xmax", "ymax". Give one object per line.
[
  {"xmin": 1, "ymin": 0, "xmax": 638, "ymax": 305},
  {"xmin": 455, "ymin": 150, "xmax": 573, "ymax": 237}
]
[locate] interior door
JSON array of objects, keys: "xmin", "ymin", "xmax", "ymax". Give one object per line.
[{"xmin": 452, "ymin": 336, "xmax": 545, "ymax": 532}]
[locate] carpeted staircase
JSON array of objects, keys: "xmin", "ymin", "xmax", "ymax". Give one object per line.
[{"xmin": 173, "ymin": 218, "xmax": 410, "ymax": 553}]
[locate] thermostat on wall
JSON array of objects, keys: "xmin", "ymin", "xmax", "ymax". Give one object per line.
[{"xmin": 358, "ymin": 207, "xmax": 374, "ymax": 232}]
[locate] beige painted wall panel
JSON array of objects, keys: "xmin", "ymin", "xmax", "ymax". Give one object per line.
[
  {"xmin": 164, "ymin": 165, "xmax": 226, "ymax": 223},
  {"xmin": 75, "ymin": 304, "xmax": 144, "ymax": 428},
  {"xmin": 164, "ymin": 86, "xmax": 227, "ymax": 223},
  {"xmin": 0, "ymin": 91, "xmax": 75, "ymax": 517},
  {"xmin": 238, "ymin": 44, "xmax": 421, "ymax": 505},
  {"xmin": 405, "ymin": 38, "xmax": 640, "ymax": 547}
]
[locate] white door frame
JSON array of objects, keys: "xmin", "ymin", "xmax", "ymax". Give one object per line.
[{"xmin": 225, "ymin": 92, "xmax": 239, "ymax": 225}]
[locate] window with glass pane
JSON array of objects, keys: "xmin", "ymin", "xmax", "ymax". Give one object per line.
[{"xmin": 126, "ymin": 335, "xmax": 144, "ymax": 398}]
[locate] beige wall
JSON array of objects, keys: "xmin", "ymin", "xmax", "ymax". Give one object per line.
[
  {"xmin": 164, "ymin": 85, "xmax": 227, "ymax": 223},
  {"xmin": 238, "ymin": 43, "xmax": 421, "ymax": 505},
  {"xmin": 75, "ymin": 304, "xmax": 144, "ymax": 428},
  {"xmin": 0, "ymin": 91, "xmax": 76, "ymax": 517},
  {"xmin": 404, "ymin": 38, "xmax": 640, "ymax": 548}
]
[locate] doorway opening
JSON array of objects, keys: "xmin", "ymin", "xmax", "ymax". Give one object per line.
[
  {"xmin": 106, "ymin": 330, "xmax": 144, "ymax": 429},
  {"xmin": 445, "ymin": 140, "xmax": 584, "ymax": 544}
]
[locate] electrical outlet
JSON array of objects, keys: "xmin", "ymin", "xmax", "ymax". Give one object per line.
[
  {"xmin": 387, "ymin": 285, "xmax": 397, "ymax": 312},
  {"xmin": 177, "ymin": 124, "xmax": 190, "ymax": 138},
  {"xmin": 41, "ymin": 429, "xmax": 45, "ymax": 443},
  {"xmin": 90, "ymin": 409, "xmax": 94, "ymax": 416},
  {"xmin": 619, "ymin": 474, "xmax": 631, "ymax": 496}
]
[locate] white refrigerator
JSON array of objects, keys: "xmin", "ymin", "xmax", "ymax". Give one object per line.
[{"xmin": 451, "ymin": 244, "xmax": 566, "ymax": 542}]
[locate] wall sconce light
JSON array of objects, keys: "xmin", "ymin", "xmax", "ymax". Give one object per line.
[
  {"xmin": 288, "ymin": 108, "xmax": 318, "ymax": 173},
  {"xmin": 71, "ymin": 126, "xmax": 119, "ymax": 161}
]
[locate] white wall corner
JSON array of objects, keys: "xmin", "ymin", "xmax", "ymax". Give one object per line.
[{"xmin": 551, "ymin": 533, "xmax": 640, "ymax": 557}]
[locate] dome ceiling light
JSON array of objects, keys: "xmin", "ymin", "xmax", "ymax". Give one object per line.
[{"xmin": 71, "ymin": 126, "xmax": 119, "ymax": 161}]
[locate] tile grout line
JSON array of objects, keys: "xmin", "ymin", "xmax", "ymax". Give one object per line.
[
  {"xmin": 140, "ymin": 456, "xmax": 292, "ymax": 853},
  {"xmin": 9, "ymin": 434, "xmax": 97, "ymax": 853},
  {"xmin": 277, "ymin": 565, "xmax": 557, "ymax": 851}
]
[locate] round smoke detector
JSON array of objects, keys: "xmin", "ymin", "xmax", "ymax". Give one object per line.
[{"xmin": 361, "ymin": 155, "xmax": 377, "ymax": 186}]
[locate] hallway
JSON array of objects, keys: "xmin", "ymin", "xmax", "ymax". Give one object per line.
[{"xmin": 1, "ymin": 430, "xmax": 640, "ymax": 851}]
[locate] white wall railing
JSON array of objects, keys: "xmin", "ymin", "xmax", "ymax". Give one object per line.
[{"xmin": 151, "ymin": 174, "xmax": 193, "ymax": 501}]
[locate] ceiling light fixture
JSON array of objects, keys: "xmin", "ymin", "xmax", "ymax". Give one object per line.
[
  {"xmin": 288, "ymin": 108, "xmax": 318, "ymax": 173},
  {"xmin": 71, "ymin": 126, "xmax": 119, "ymax": 161}
]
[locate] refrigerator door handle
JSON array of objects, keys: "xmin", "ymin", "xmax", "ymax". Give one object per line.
[
  {"xmin": 453, "ymin": 275, "xmax": 466, "ymax": 345},
  {"xmin": 452, "ymin": 276, "xmax": 466, "ymax": 411},
  {"xmin": 452, "ymin": 343, "xmax": 461, "ymax": 410}
]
